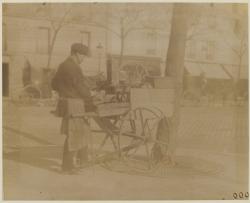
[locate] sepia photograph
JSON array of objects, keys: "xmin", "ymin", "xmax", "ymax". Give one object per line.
[{"xmin": 2, "ymin": 1, "xmax": 249, "ymax": 200}]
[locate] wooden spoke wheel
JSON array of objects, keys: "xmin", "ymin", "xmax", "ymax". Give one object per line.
[{"xmin": 115, "ymin": 107, "xmax": 168, "ymax": 172}]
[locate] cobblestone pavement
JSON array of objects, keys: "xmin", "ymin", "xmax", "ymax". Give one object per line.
[{"xmin": 2, "ymin": 101, "xmax": 249, "ymax": 200}]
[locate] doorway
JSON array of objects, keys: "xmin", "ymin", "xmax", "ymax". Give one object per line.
[{"xmin": 2, "ymin": 63, "xmax": 9, "ymax": 97}]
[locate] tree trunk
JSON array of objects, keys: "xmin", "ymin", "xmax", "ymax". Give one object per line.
[
  {"xmin": 118, "ymin": 36, "xmax": 125, "ymax": 69},
  {"xmin": 41, "ymin": 28, "xmax": 60, "ymax": 98},
  {"xmin": 238, "ymin": 55, "xmax": 242, "ymax": 97},
  {"xmin": 47, "ymin": 28, "xmax": 60, "ymax": 70},
  {"xmin": 165, "ymin": 4, "xmax": 189, "ymax": 164},
  {"xmin": 233, "ymin": 54, "xmax": 242, "ymax": 101},
  {"xmin": 237, "ymin": 55, "xmax": 242, "ymax": 85},
  {"xmin": 118, "ymin": 18, "xmax": 125, "ymax": 70}
]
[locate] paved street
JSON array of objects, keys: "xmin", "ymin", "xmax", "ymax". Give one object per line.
[{"xmin": 2, "ymin": 101, "xmax": 249, "ymax": 200}]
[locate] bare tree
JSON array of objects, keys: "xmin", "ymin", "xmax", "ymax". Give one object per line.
[
  {"xmin": 35, "ymin": 3, "xmax": 93, "ymax": 97},
  {"xmin": 186, "ymin": 17, "xmax": 209, "ymax": 42},
  {"xmin": 35, "ymin": 4, "xmax": 73, "ymax": 97},
  {"xmin": 36, "ymin": 4, "xmax": 75, "ymax": 70},
  {"xmin": 225, "ymin": 21, "xmax": 247, "ymax": 85},
  {"xmin": 213, "ymin": 7, "xmax": 248, "ymax": 97},
  {"xmin": 36, "ymin": 3, "xmax": 163, "ymax": 96},
  {"xmin": 235, "ymin": 30, "xmax": 248, "ymax": 84},
  {"xmin": 90, "ymin": 4, "xmax": 169, "ymax": 70},
  {"xmin": 185, "ymin": 4, "xmax": 216, "ymax": 42}
]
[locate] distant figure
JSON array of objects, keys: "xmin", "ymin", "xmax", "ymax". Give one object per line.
[
  {"xmin": 199, "ymin": 71, "xmax": 207, "ymax": 96},
  {"xmin": 51, "ymin": 43, "xmax": 96, "ymax": 174},
  {"xmin": 106, "ymin": 54, "xmax": 112, "ymax": 84},
  {"xmin": 22, "ymin": 59, "xmax": 32, "ymax": 87},
  {"xmin": 221, "ymin": 82, "xmax": 228, "ymax": 105}
]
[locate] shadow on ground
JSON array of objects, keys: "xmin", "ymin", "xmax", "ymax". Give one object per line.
[
  {"xmin": 3, "ymin": 146, "xmax": 62, "ymax": 173},
  {"xmin": 100, "ymin": 155, "xmax": 226, "ymax": 180}
]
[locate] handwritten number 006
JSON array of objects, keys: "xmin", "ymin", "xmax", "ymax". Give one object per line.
[{"xmin": 233, "ymin": 192, "xmax": 249, "ymax": 199}]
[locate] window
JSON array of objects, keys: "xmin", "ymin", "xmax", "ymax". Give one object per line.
[
  {"xmin": 234, "ymin": 19, "xmax": 242, "ymax": 36},
  {"xmin": 57, "ymin": 30, "xmax": 79, "ymax": 54},
  {"xmin": 200, "ymin": 40, "xmax": 208, "ymax": 60},
  {"xmin": 146, "ymin": 49, "xmax": 156, "ymax": 55},
  {"xmin": 8, "ymin": 26, "xmax": 36, "ymax": 53},
  {"xmin": 54, "ymin": 29, "xmax": 91, "ymax": 56},
  {"xmin": 187, "ymin": 41, "xmax": 196, "ymax": 59},
  {"xmin": 2, "ymin": 63, "xmax": 9, "ymax": 97},
  {"xmin": 3, "ymin": 23, "xmax": 7, "ymax": 52},
  {"xmin": 206, "ymin": 41, "xmax": 215, "ymax": 60},
  {"xmin": 208, "ymin": 16, "xmax": 217, "ymax": 30},
  {"xmin": 80, "ymin": 31, "xmax": 91, "ymax": 56},
  {"xmin": 232, "ymin": 4, "xmax": 239, "ymax": 13},
  {"xmin": 146, "ymin": 32, "xmax": 157, "ymax": 55},
  {"xmin": 37, "ymin": 27, "xmax": 50, "ymax": 54},
  {"xmin": 80, "ymin": 31, "xmax": 91, "ymax": 47},
  {"xmin": 3, "ymin": 4, "xmax": 8, "ymax": 15},
  {"xmin": 88, "ymin": 4, "xmax": 93, "ymax": 21}
]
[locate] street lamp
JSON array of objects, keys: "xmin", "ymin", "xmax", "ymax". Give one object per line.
[{"xmin": 96, "ymin": 43, "xmax": 103, "ymax": 73}]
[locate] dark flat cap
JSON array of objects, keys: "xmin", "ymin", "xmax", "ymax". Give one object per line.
[{"xmin": 71, "ymin": 43, "xmax": 88, "ymax": 55}]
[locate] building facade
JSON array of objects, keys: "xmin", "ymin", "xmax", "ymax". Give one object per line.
[
  {"xmin": 107, "ymin": 3, "xmax": 248, "ymax": 96},
  {"xmin": 105, "ymin": 4, "xmax": 248, "ymax": 87},
  {"xmin": 183, "ymin": 4, "xmax": 248, "ymax": 98},
  {"xmin": 2, "ymin": 3, "xmax": 248, "ymax": 98},
  {"xmin": 2, "ymin": 3, "xmax": 108, "ymax": 98},
  {"xmin": 184, "ymin": 4, "xmax": 248, "ymax": 80}
]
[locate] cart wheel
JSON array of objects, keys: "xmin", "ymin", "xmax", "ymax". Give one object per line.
[{"xmin": 116, "ymin": 107, "xmax": 166, "ymax": 172}]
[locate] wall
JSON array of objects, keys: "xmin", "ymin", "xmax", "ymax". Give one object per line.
[
  {"xmin": 184, "ymin": 4, "xmax": 248, "ymax": 80},
  {"xmin": 3, "ymin": 16, "xmax": 108, "ymax": 97},
  {"xmin": 107, "ymin": 4, "xmax": 248, "ymax": 83}
]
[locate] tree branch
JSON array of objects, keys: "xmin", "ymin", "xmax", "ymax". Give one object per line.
[
  {"xmin": 123, "ymin": 8, "xmax": 144, "ymax": 27},
  {"xmin": 51, "ymin": 22, "xmax": 56, "ymax": 31},
  {"xmin": 57, "ymin": 7, "xmax": 72, "ymax": 28},
  {"xmin": 241, "ymin": 43, "xmax": 247, "ymax": 56},
  {"xmin": 124, "ymin": 26, "xmax": 151, "ymax": 38},
  {"xmin": 89, "ymin": 21, "xmax": 121, "ymax": 38},
  {"xmin": 124, "ymin": 21, "xmax": 167, "ymax": 38},
  {"xmin": 225, "ymin": 39, "xmax": 241, "ymax": 57}
]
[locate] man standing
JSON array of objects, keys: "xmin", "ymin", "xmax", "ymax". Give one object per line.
[
  {"xmin": 51, "ymin": 43, "xmax": 96, "ymax": 174},
  {"xmin": 22, "ymin": 59, "xmax": 32, "ymax": 87}
]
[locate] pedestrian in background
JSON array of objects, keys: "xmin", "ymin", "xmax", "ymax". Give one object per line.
[
  {"xmin": 22, "ymin": 59, "xmax": 32, "ymax": 87},
  {"xmin": 51, "ymin": 43, "xmax": 96, "ymax": 174}
]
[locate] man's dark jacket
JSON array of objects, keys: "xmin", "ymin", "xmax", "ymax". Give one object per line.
[{"xmin": 51, "ymin": 57, "xmax": 94, "ymax": 116}]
